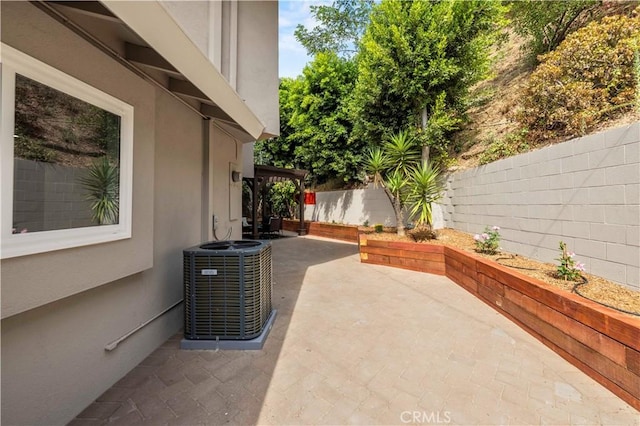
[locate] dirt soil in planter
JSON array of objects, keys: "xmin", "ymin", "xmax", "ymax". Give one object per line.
[{"xmin": 362, "ymin": 227, "xmax": 640, "ymax": 317}]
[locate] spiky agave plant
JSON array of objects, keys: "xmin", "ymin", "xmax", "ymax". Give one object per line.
[
  {"xmin": 384, "ymin": 129, "xmax": 420, "ymax": 175},
  {"xmin": 365, "ymin": 147, "xmax": 389, "ymax": 188},
  {"xmin": 79, "ymin": 156, "xmax": 119, "ymax": 225},
  {"xmin": 408, "ymin": 161, "xmax": 443, "ymax": 229}
]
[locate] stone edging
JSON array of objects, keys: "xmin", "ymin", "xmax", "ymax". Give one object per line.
[{"xmin": 358, "ymin": 234, "xmax": 640, "ymax": 410}]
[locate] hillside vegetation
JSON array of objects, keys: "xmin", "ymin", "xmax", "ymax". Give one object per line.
[
  {"xmin": 453, "ymin": 4, "xmax": 640, "ymax": 170},
  {"xmin": 261, "ymin": 1, "xmax": 640, "ymax": 190}
]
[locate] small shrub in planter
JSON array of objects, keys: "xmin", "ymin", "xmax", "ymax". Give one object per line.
[
  {"xmin": 474, "ymin": 226, "xmax": 501, "ymax": 254},
  {"xmin": 374, "ymin": 224, "xmax": 384, "ymax": 233},
  {"xmin": 409, "ymin": 225, "xmax": 437, "ymax": 242},
  {"xmin": 556, "ymin": 241, "xmax": 586, "ymax": 281}
]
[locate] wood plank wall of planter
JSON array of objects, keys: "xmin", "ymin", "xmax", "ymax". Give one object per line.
[
  {"xmin": 282, "ymin": 219, "xmax": 309, "ymax": 234},
  {"xmin": 358, "ymin": 234, "xmax": 640, "ymax": 410},
  {"xmin": 283, "ymin": 219, "xmax": 359, "ymax": 242}
]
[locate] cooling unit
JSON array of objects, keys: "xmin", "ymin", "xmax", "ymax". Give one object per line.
[{"xmin": 181, "ymin": 240, "xmax": 276, "ymax": 350}]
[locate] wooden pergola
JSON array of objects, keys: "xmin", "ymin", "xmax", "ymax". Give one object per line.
[{"xmin": 245, "ymin": 165, "xmax": 308, "ymax": 239}]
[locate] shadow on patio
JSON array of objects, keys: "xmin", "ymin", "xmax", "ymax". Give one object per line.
[{"xmin": 71, "ymin": 235, "xmax": 638, "ymax": 425}]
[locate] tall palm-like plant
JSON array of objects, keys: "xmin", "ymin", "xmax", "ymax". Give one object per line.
[
  {"xmin": 365, "ymin": 129, "xmax": 445, "ymax": 238},
  {"xmin": 408, "ymin": 161, "xmax": 443, "ymax": 229},
  {"xmin": 365, "ymin": 130, "xmax": 420, "ymax": 236},
  {"xmin": 79, "ymin": 157, "xmax": 119, "ymax": 225},
  {"xmin": 384, "ymin": 129, "xmax": 420, "ymax": 174},
  {"xmin": 365, "ymin": 147, "xmax": 388, "ymax": 188}
]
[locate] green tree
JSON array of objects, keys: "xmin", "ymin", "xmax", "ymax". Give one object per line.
[
  {"xmin": 294, "ymin": 0, "xmax": 374, "ymax": 58},
  {"xmin": 255, "ymin": 77, "xmax": 301, "ymax": 168},
  {"xmin": 258, "ymin": 52, "xmax": 362, "ymax": 185},
  {"xmin": 351, "ymin": 0, "xmax": 506, "ymax": 162},
  {"xmin": 509, "ymin": 0, "xmax": 600, "ymax": 62}
]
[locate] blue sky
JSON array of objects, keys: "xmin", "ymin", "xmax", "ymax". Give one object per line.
[{"xmin": 278, "ymin": 0, "xmax": 331, "ymax": 78}]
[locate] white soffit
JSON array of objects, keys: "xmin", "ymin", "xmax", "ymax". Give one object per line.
[{"xmin": 102, "ymin": 0, "xmax": 265, "ymax": 140}]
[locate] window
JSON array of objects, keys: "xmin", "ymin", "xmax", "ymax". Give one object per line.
[{"xmin": 1, "ymin": 44, "xmax": 134, "ymax": 258}]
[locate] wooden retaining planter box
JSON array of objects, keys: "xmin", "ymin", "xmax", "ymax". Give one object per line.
[
  {"xmin": 358, "ymin": 234, "xmax": 640, "ymax": 410},
  {"xmin": 282, "ymin": 218, "xmax": 309, "ymax": 234},
  {"xmin": 282, "ymin": 219, "xmax": 359, "ymax": 243}
]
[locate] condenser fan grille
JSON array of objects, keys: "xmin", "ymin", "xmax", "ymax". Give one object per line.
[{"xmin": 184, "ymin": 241, "xmax": 272, "ymax": 340}]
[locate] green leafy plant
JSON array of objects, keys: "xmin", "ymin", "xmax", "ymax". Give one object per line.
[
  {"xmin": 407, "ymin": 162, "xmax": 443, "ymax": 241},
  {"xmin": 478, "ymin": 129, "xmax": 530, "ymax": 165},
  {"xmin": 374, "ymin": 224, "xmax": 384, "ymax": 233},
  {"xmin": 268, "ymin": 181, "xmax": 297, "ymax": 218},
  {"xmin": 474, "ymin": 226, "xmax": 501, "ymax": 255},
  {"xmin": 556, "ymin": 241, "xmax": 586, "ymax": 281},
  {"xmin": 79, "ymin": 157, "xmax": 119, "ymax": 225},
  {"xmin": 363, "ymin": 220, "xmax": 370, "ymax": 227},
  {"xmin": 509, "ymin": 0, "xmax": 599, "ymax": 62},
  {"xmin": 365, "ymin": 129, "xmax": 444, "ymax": 237},
  {"xmin": 351, "ymin": 0, "xmax": 506, "ymax": 155}
]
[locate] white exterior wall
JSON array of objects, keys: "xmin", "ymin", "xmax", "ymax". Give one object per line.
[
  {"xmin": 0, "ymin": 1, "xmax": 264, "ymax": 424},
  {"xmin": 304, "ymin": 187, "xmax": 445, "ymax": 228},
  {"xmin": 305, "ymin": 188, "xmax": 394, "ymax": 226},
  {"xmin": 236, "ymin": 1, "xmax": 279, "ymax": 137},
  {"xmin": 443, "ymin": 123, "xmax": 640, "ymax": 290}
]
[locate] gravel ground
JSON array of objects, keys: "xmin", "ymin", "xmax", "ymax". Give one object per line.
[{"xmin": 363, "ymin": 227, "xmax": 640, "ymax": 317}]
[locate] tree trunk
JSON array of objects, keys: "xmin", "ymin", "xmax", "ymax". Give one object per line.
[
  {"xmin": 421, "ymin": 106, "xmax": 429, "ymax": 164},
  {"xmin": 382, "ymin": 186, "xmax": 405, "ymax": 237},
  {"xmin": 394, "ymin": 196, "xmax": 405, "ymax": 237}
]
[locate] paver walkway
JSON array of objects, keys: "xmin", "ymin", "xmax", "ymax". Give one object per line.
[{"xmin": 72, "ymin": 235, "xmax": 639, "ymax": 425}]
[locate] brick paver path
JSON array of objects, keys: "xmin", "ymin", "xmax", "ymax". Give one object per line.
[{"xmin": 71, "ymin": 235, "xmax": 639, "ymax": 425}]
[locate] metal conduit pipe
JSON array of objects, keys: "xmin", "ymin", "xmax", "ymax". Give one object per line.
[
  {"xmin": 30, "ymin": 4, "xmax": 257, "ymax": 350},
  {"xmin": 28, "ymin": 2, "xmax": 214, "ymax": 352},
  {"xmin": 104, "ymin": 300, "xmax": 183, "ymax": 351}
]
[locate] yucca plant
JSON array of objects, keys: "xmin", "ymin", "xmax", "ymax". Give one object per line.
[
  {"xmin": 365, "ymin": 129, "xmax": 445, "ymax": 238},
  {"xmin": 408, "ymin": 161, "xmax": 443, "ymax": 229},
  {"xmin": 384, "ymin": 129, "xmax": 420, "ymax": 174},
  {"xmin": 364, "ymin": 130, "xmax": 420, "ymax": 237},
  {"xmin": 365, "ymin": 147, "xmax": 389, "ymax": 188},
  {"xmin": 79, "ymin": 157, "xmax": 119, "ymax": 225}
]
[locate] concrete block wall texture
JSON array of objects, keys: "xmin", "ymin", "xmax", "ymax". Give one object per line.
[
  {"xmin": 443, "ymin": 122, "xmax": 640, "ymax": 290},
  {"xmin": 13, "ymin": 159, "xmax": 93, "ymax": 232},
  {"xmin": 305, "ymin": 187, "xmax": 395, "ymax": 226}
]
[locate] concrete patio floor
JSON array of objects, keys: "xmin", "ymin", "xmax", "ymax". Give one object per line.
[{"xmin": 72, "ymin": 235, "xmax": 639, "ymax": 425}]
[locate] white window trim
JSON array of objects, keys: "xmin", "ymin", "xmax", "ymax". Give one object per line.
[{"xmin": 1, "ymin": 44, "xmax": 134, "ymax": 259}]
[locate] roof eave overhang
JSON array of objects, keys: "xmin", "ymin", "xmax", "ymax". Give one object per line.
[{"xmin": 101, "ymin": 0, "xmax": 265, "ymax": 140}]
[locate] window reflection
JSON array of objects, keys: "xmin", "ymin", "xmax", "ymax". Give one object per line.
[{"xmin": 13, "ymin": 74, "xmax": 121, "ymax": 232}]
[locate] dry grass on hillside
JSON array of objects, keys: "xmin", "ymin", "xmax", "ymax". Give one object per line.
[{"xmin": 453, "ymin": 28, "xmax": 639, "ymax": 171}]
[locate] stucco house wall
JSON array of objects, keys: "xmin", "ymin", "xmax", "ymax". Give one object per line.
[{"xmin": 0, "ymin": 1, "xmax": 274, "ymax": 424}]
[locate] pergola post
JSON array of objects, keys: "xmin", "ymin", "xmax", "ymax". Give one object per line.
[
  {"xmin": 298, "ymin": 179, "xmax": 306, "ymax": 235},
  {"xmin": 250, "ymin": 165, "xmax": 308, "ymax": 238}
]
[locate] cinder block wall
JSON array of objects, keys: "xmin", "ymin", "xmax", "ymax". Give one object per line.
[
  {"xmin": 13, "ymin": 159, "xmax": 93, "ymax": 232},
  {"xmin": 304, "ymin": 187, "xmax": 446, "ymax": 229},
  {"xmin": 305, "ymin": 187, "xmax": 395, "ymax": 226},
  {"xmin": 442, "ymin": 123, "xmax": 639, "ymax": 290}
]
